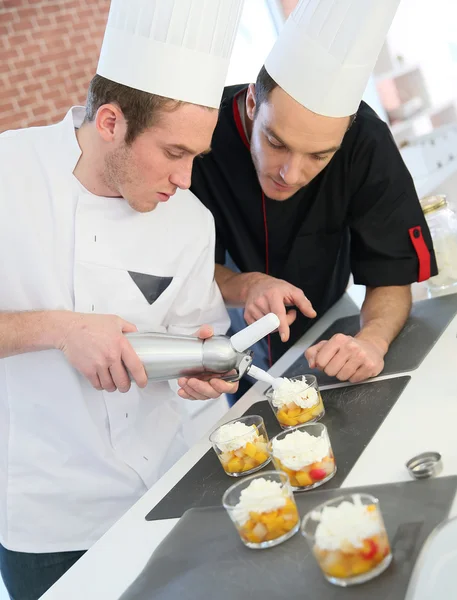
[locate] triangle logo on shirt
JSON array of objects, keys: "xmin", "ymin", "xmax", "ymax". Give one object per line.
[{"xmin": 128, "ymin": 272, "xmax": 173, "ymax": 305}]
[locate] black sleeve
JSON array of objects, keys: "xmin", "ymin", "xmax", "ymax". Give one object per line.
[
  {"xmin": 191, "ymin": 164, "xmax": 227, "ymax": 265},
  {"xmin": 348, "ymin": 124, "xmax": 438, "ymax": 286}
]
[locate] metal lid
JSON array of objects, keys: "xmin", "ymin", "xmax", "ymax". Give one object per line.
[
  {"xmin": 421, "ymin": 195, "xmax": 447, "ymax": 215},
  {"xmin": 406, "ymin": 452, "xmax": 443, "ymax": 480}
]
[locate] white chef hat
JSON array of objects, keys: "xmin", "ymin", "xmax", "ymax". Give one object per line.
[
  {"xmin": 265, "ymin": 0, "xmax": 401, "ymax": 118},
  {"xmin": 97, "ymin": 0, "xmax": 244, "ymax": 109}
]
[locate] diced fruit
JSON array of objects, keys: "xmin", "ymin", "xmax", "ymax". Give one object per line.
[
  {"xmin": 295, "ymin": 471, "xmax": 313, "ymax": 487},
  {"xmin": 360, "ymin": 538, "xmax": 378, "ymax": 560},
  {"xmin": 241, "ymin": 458, "xmax": 256, "ymax": 472},
  {"xmin": 350, "ymin": 558, "xmax": 373, "ymax": 575},
  {"xmin": 324, "ymin": 563, "xmax": 348, "ymax": 579},
  {"xmin": 252, "ymin": 522, "xmax": 268, "ymax": 540},
  {"xmin": 275, "ymin": 396, "xmax": 325, "ymax": 428},
  {"xmin": 239, "ymin": 499, "xmax": 299, "ymax": 544},
  {"xmin": 274, "ymin": 456, "xmax": 335, "ymax": 488},
  {"xmin": 254, "ymin": 450, "xmax": 269, "ymax": 464},
  {"xmin": 219, "ymin": 435, "xmax": 271, "ymax": 474},
  {"xmin": 309, "ymin": 468, "xmax": 327, "ymax": 481},
  {"xmin": 226, "ymin": 457, "xmax": 243, "ymax": 473},
  {"xmin": 315, "ymin": 533, "xmax": 390, "ymax": 580},
  {"xmin": 260, "ymin": 510, "xmax": 278, "ymax": 524},
  {"xmin": 244, "ymin": 442, "xmax": 257, "ymax": 458},
  {"xmin": 288, "ymin": 407, "xmax": 302, "ymax": 418}
]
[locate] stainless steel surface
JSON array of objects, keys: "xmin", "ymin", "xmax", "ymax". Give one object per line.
[
  {"xmin": 406, "ymin": 452, "xmax": 443, "ymax": 480},
  {"xmin": 126, "ymin": 332, "xmax": 251, "ymax": 382}
]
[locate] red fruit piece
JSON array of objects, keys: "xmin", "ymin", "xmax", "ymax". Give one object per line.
[
  {"xmin": 360, "ymin": 538, "xmax": 378, "ymax": 560},
  {"xmin": 309, "ymin": 468, "xmax": 327, "ymax": 481}
]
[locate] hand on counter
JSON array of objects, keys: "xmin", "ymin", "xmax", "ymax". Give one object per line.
[
  {"xmin": 177, "ymin": 325, "xmax": 239, "ymax": 400},
  {"xmin": 243, "ymin": 274, "xmax": 316, "ymax": 343},
  {"xmin": 58, "ymin": 313, "xmax": 148, "ymax": 393},
  {"xmin": 305, "ymin": 334, "xmax": 386, "ymax": 383}
]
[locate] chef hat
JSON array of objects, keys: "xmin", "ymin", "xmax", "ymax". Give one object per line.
[
  {"xmin": 97, "ymin": 0, "xmax": 244, "ymax": 109},
  {"xmin": 265, "ymin": 0, "xmax": 401, "ymax": 118}
]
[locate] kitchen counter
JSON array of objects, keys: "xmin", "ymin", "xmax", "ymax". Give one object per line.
[{"xmin": 40, "ymin": 292, "xmax": 457, "ymax": 599}]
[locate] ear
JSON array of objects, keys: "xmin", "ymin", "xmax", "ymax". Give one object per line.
[
  {"xmin": 95, "ymin": 103, "xmax": 125, "ymax": 143},
  {"xmin": 246, "ymin": 83, "xmax": 256, "ymax": 122}
]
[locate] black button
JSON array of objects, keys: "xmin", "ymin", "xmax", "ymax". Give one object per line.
[{"xmin": 413, "ymin": 228, "xmax": 421, "ymax": 239}]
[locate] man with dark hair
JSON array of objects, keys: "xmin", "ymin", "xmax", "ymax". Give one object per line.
[
  {"xmin": 191, "ymin": 0, "xmax": 437, "ymax": 399},
  {"xmin": 0, "ymin": 1, "xmax": 244, "ymax": 598}
]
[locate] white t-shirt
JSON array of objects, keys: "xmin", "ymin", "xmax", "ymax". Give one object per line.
[{"xmin": 0, "ymin": 107, "xmax": 229, "ymax": 552}]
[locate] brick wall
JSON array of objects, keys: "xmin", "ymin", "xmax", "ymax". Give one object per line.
[
  {"xmin": 0, "ymin": 0, "xmax": 299, "ymax": 135},
  {"xmin": 0, "ymin": 0, "xmax": 110, "ymax": 133}
]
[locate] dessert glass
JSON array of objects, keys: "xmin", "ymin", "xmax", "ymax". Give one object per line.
[
  {"xmin": 223, "ymin": 470, "xmax": 300, "ymax": 549},
  {"xmin": 210, "ymin": 415, "xmax": 270, "ymax": 477},
  {"xmin": 269, "ymin": 423, "xmax": 336, "ymax": 491},
  {"xmin": 266, "ymin": 375, "xmax": 325, "ymax": 429},
  {"xmin": 301, "ymin": 493, "xmax": 392, "ymax": 586}
]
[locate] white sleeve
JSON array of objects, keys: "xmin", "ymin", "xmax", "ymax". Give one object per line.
[{"xmin": 166, "ymin": 210, "xmax": 230, "ymax": 337}]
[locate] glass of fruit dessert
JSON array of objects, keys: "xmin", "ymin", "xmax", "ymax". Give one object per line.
[
  {"xmin": 210, "ymin": 415, "xmax": 270, "ymax": 477},
  {"xmin": 265, "ymin": 375, "xmax": 324, "ymax": 429},
  {"xmin": 301, "ymin": 493, "xmax": 392, "ymax": 586},
  {"xmin": 223, "ymin": 471, "xmax": 300, "ymax": 549},
  {"xmin": 269, "ymin": 423, "xmax": 336, "ymax": 491}
]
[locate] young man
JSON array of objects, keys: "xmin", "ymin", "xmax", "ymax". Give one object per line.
[
  {"xmin": 191, "ymin": 0, "xmax": 437, "ymax": 397},
  {"xmin": 0, "ymin": 1, "xmax": 244, "ymax": 598}
]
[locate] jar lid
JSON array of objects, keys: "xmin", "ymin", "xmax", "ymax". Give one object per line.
[
  {"xmin": 406, "ymin": 452, "xmax": 443, "ymax": 479},
  {"xmin": 421, "ymin": 194, "xmax": 447, "ymax": 215}
]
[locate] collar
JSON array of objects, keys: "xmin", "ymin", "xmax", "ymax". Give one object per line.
[
  {"xmin": 57, "ymin": 106, "xmax": 84, "ymax": 173},
  {"xmin": 232, "ymin": 90, "xmax": 250, "ymax": 150}
]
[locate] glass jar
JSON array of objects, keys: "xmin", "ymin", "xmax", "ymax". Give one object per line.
[{"xmin": 421, "ymin": 195, "xmax": 457, "ymax": 291}]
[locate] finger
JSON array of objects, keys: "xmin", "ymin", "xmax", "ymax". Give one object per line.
[
  {"xmin": 195, "ymin": 325, "xmax": 213, "ymax": 340},
  {"xmin": 337, "ymin": 357, "xmax": 366, "ymax": 382},
  {"xmin": 244, "ymin": 306, "xmax": 265, "ymax": 324},
  {"xmin": 97, "ymin": 367, "xmax": 117, "ymax": 393},
  {"xmin": 290, "ymin": 289, "xmax": 317, "ymax": 319},
  {"xmin": 88, "ymin": 372, "xmax": 103, "ymax": 391},
  {"xmin": 321, "ymin": 349, "xmax": 354, "ymax": 377},
  {"xmin": 208, "ymin": 378, "xmax": 239, "ymax": 395},
  {"xmin": 286, "ymin": 309, "xmax": 297, "ymax": 326},
  {"xmin": 349, "ymin": 364, "xmax": 374, "ymax": 384},
  {"xmin": 180, "ymin": 381, "xmax": 213, "ymax": 400},
  {"xmin": 253, "ymin": 296, "xmax": 270, "ymax": 315},
  {"xmin": 349, "ymin": 358, "xmax": 383, "ymax": 383},
  {"xmin": 120, "ymin": 319, "xmax": 138, "ymax": 334},
  {"xmin": 109, "ymin": 362, "xmax": 132, "ymax": 393},
  {"xmin": 314, "ymin": 335, "xmax": 350, "ymax": 370},
  {"xmin": 177, "ymin": 386, "xmax": 203, "ymax": 400},
  {"xmin": 121, "ymin": 341, "xmax": 148, "ymax": 388},
  {"xmin": 268, "ymin": 295, "xmax": 289, "ymax": 342},
  {"xmin": 305, "ymin": 340, "xmax": 327, "ymax": 368},
  {"xmin": 184, "ymin": 378, "xmax": 234, "ymax": 399}
]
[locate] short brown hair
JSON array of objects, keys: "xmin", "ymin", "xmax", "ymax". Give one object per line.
[
  {"xmin": 85, "ymin": 74, "xmax": 183, "ymax": 144},
  {"xmin": 254, "ymin": 65, "xmax": 356, "ymax": 128}
]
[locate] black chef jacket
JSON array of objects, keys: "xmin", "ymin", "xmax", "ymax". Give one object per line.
[{"xmin": 191, "ymin": 85, "xmax": 437, "ymax": 364}]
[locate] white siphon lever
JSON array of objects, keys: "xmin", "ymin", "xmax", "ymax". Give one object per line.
[
  {"xmin": 247, "ymin": 365, "xmax": 285, "ymax": 390},
  {"xmin": 230, "ymin": 313, "xmax": 280, "ymax": 353}
]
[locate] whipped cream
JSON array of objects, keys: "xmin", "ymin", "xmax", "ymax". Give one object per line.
[
  {"xmin": 271, "ymin": 377, "xmax": 319, "ymax": 409},
  {"xmin": 312, "ymin": 495, "xmax": 383, "ymax": 551},
  {"xmin": 272, "ymin": 429, "xmax": 329, "ymax": 470},
  {"xmin": 233, "ymin": 478, "xmax": 287, "ymax": 525},
  {"xmin": 213, "ymin": 421, "xmax": 258, "ymax": 452}
]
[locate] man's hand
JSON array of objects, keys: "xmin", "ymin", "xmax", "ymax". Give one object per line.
[
  {"xmin": 305, "ymin": 334, "xmax": 387, "ymax": 383},
  {"xmin": 244, "ymin": 273, "xmax": 316, "ymax": 343},
  {"xmin": 58, "ymin": 313, "xmax": 148, "ymax": 393},
  {"xmin": 177, "ymin": 325, "xmax": 239, "ymax": 400}
]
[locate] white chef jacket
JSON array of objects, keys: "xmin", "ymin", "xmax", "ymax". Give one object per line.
[{"xmin": 0, "ymin": 108, "xmax": 230, "ymax": 553}]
